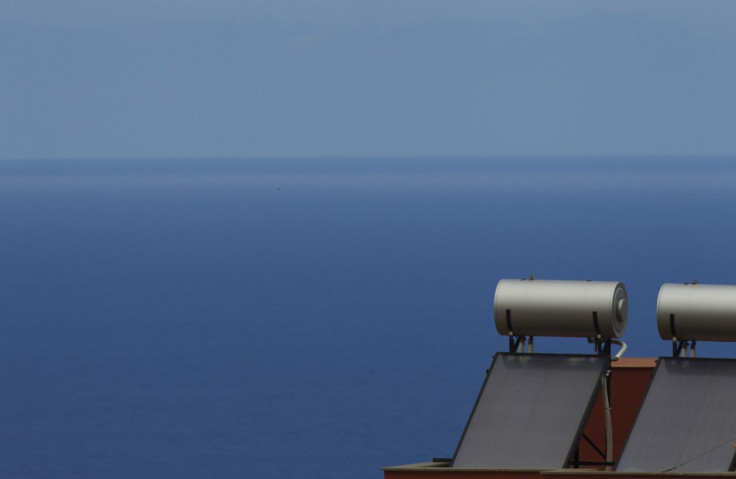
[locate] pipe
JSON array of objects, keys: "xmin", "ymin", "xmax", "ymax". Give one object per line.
[
  {"xmin": 602, "ymin": 372, "xmax": 613, "ymax": 471},
  {"xmin": 610, "ymin": 339, "xmax": 628, "ymax": 361}
]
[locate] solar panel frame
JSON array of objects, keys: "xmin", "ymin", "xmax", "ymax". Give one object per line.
[
  {"xmin": 451, "ymin": 353, "xmax": 609, "ymax": 469},
  {"xmin": 616, "ymin": 357, "xmax": 736, "ymax": 473}
]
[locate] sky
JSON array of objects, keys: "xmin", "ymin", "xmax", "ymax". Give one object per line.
[{"xmin": 2, "ymin": 1, "xmax": 736, "ymax": 159}]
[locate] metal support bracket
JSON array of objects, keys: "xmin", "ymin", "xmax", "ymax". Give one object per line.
[
  {"xmin": 672, "ymin": 338, "xmax": 687, "ymax": 358},
  {"xmin": 582, "ymin": 433, "xmax": 607, "ymax": 460},
  {"xmin": 594, "ymin": 337, "xmax": 611, "ymax": 356},
  {"xmin": 508, "ymin": 333, "xmax": 524, "ymax": 353},
  {"xmin": 571, "ymin": 444, "xmax": 616, "ymax": 469}
]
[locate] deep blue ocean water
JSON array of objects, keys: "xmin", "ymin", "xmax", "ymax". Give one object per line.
[{"xmin": 1, "ymin": 157, "xmax": 735, "ymax": 478}]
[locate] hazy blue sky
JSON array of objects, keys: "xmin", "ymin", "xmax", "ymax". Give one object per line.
[{"xmin": 2, "ymin": 1, "xmax": 735, "ymax": 159}]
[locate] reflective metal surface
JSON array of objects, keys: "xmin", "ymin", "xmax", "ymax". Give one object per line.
[
  {"xmin": 657, "ymin": 283, "xmax": 736, "ymax": 342},
  {"xmin": 494, "ymin": 279, "xmax": 628, "ymax": 339}
]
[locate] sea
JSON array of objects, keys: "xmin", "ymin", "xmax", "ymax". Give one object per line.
[{"xmin": 1, "ymin": 157, "xmax": 735, "ymax": 478}]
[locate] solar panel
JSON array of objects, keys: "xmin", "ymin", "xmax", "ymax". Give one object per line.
[
  {"xmin": 617, "ymin": 358, "xmax": 736, "ymax": 473},
  {"xmin": 452, "ymin": 353, "xmax": 608, "ymax": 469}
]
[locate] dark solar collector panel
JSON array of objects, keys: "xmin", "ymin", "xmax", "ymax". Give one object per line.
[
  {"xmin": 452, "ymin": 353, "xmax": 608, "ymax": 469},
  {"xmin": 617, "ymin": 358, "xmax": 736, "ymax": 473}
]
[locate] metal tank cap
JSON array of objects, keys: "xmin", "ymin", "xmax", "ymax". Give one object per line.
[{"xmin": 616, "ymin": 297, "xmax": 627, "ymax": 323}]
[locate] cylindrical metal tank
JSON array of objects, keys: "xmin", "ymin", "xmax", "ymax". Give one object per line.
[
  {"xmin": 657, "ymin": 283, "xmax": 736, "ymax": 342},
  {"xmin": 493, "ymin": 279, "xmax": 628, "ymax": 339}
]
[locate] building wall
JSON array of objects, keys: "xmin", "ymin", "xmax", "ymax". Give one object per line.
[{"xmin": 577, "ymin": 358, "xmax": 655, "ymax": 467}]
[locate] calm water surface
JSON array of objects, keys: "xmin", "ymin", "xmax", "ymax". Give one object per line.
[{"xmin": 1, "ymin": 158, "xmax": 735, "ymax": 478}]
